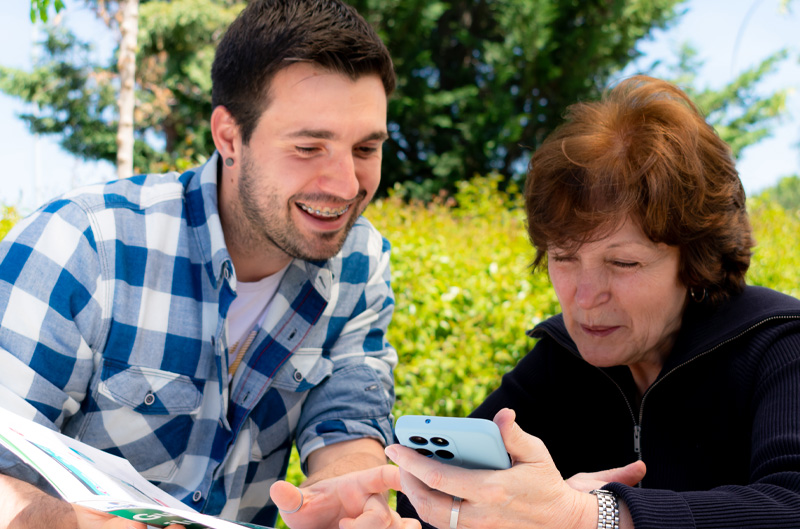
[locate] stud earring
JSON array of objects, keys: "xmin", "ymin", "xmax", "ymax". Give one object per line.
[{"xmin": 225, "ymin": 157, "xmax": 234, "ymax": 167}]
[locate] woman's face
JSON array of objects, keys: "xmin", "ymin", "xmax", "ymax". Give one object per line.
[{"xmin": 547, "ymin": 217, "xmax": 688, "ymax": 384}]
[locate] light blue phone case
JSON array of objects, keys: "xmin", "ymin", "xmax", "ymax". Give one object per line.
[{"xmin": 395, "ymin": 415, "xmax": 511, "ymax": 470}]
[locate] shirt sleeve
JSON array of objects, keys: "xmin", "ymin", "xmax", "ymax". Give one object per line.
[
  {"xmin": 0, "ymin": 198, "xmax": 106, "ymax": 472},
  {"xmin": 294, "ymin": 224, "xmax": 397, "ymax": 467}
]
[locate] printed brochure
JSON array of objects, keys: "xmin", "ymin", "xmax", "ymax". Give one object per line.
[{"xmin": 0, "ymin": 407, "xmax": 272, "ymax": 529}]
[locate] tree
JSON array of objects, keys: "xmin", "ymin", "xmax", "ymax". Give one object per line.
[
  {"xmin": 5, "ymin": 0, "xmax": 793, "ymax": 197},
  {"xmin": 28, "ymin": 0, "xmax": 139, "ymax": 179},
  {"xmin": 30, "ymin": 0, "xmax": 65, "ymax": 22},
  {"xmin": 115, "ymin": 0, "xmax": 140, "ymax": 179},
  {"xmin": 758, "ymin": 175, "xmax": 800, "ymax": 211},
  {"xmin": 4, "ymin": 0, "xmax": 241, "ymax": 175},
  {"xmin": 351, "ymin": 0, "xmax": 790, "ymax": 197}
]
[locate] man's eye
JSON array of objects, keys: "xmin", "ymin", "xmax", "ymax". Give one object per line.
[
  {"xmin": 296, "ymin": 146, "xmax": 318, "ymax": 155},
  {"xmin": 356, "ymin": 146, "xmax": 379, "ymax": 156}
]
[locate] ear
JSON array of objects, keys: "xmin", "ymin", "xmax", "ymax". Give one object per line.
[{"xmin": 210, "ymin": 105, "xmax": 242, "ymax": 162}]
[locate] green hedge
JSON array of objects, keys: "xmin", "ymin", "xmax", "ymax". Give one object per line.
[
  {"xmin": 4, "ymin": 182, "xmax": 800, "ymax": 520},
  {"xmin": 370, "ymin": 176, "xmax": 558, "ymax": 419}
]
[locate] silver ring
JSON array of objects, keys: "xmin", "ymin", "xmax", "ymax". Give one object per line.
[
  {"xmin": 279, "ymin": 490, "xmax": 304, "ymax": 514},
  {"xmin": 449, "ymin": 496, "xmax": 462, "ymax": 529}
]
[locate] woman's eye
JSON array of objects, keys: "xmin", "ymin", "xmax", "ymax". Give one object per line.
[
  {"xmin": 612, "ymin": 261, "xmax": 638, "ymax": 269},
  {"xmin": 550, "ymin": 255, "xmax": 575, "ymax": 263}
]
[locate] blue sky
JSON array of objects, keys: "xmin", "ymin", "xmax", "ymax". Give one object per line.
[{"xmin": 1, "ymin": 0, "xmax": 799, "ymax": 213}]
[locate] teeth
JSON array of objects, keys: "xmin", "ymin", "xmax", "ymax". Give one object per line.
[{"xmin": 298, "ymin": 203, "xmax": 350, "ymax": 218}]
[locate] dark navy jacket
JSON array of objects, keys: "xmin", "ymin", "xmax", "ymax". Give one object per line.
[{"xmin": 399, "ymin": 286, "xmax": 800, "ymax": 529}]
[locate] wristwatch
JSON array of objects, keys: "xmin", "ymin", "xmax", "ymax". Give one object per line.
[{"xmin": 589, "ymin": 489, "xmax": 620, "ymax": 529}]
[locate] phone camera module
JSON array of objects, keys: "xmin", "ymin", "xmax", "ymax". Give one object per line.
[
  {"xmin": 409, "ymin": 436, "xmax": 428, "ymax": 445},
  {"xmin": 415, "ymin": 448, "xmax": 433, "ymax": 457},
  {"xmin": 435, "ymin": 450, "xmax": 454, "ymax": 460},
  {"xmin": 430, "ymin": 437, "xmax": 449, "ymax": 447}
]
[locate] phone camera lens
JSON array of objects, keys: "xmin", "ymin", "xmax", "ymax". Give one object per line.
[
  {"xmin": 415, "ymin": 448, "xmax": 433, "ymax": 457},
  {"xmin": 430, "ymin": 437, "xmax": 449, "ymax": 447},
  {"xmin": 409, "ymin": 436, "xmax": 428, "ymax": 445},
  {"xmin": 435, "ymin": 450, "xmax": 454, "ymax": 460}
]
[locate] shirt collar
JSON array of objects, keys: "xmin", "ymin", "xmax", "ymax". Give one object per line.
[{"xmin": 183, "ymin": 151, "xmax": 233, "ymax": 289}]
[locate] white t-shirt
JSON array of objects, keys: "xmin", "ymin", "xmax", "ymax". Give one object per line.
[{"xmin": 227, "ymin": 265, "xmax": 289, "ymax": 368}]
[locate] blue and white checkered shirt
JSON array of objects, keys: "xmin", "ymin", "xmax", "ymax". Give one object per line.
[{"xmin": 0, "ymin": 152, "xmax": 397, "ymax": 526}]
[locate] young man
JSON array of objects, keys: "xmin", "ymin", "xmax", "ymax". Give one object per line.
[{"xmin": 0, "ymin": 1, "xmax": 415, "ymax": 528}]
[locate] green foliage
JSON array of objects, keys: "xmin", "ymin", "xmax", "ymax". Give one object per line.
[
  {"xmin": 3, "ymin": 0, "xmax": 242, "ymax": 175},
  {"xmin": 757, "ymin": 174, "xmax": 800, "ymax": 212},
  {"xmin": 369, "ymin": 176, "xmax": 559, "ymax": 417},
  {"xmin": 0, "ymin": 29, "xmax": 120, "ymax": 165},
  {"xmin": 352, "ymin": 0, "xmax": 685, "ymax": 195},
  {"xmin": 747, "ymin": 197, "xmax": 800, "ymax": 298},
  {"xmin": 0, "ymin": 206, "xmax": 21, "ymax": 240},
  {"xmin": 4, "ymin": 178, "xmax": 800, "ymax": 524},
  {"xmin": 6, "ymin": 1, "xmax": 795, "ymax": 198},
  {"xmin": 135, "ymin": 0, "xmax": 243, "ymax": 173},
  {"xmin": 30, "ymin": 0, "xmax": 64, "ymax": 23},
  {"xmin": 668, "ymin": 46, "xmax": 790, "ymax": 159}
]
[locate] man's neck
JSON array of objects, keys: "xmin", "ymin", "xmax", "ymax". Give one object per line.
[{"xmin": 227, "ymin": 243, "xmax": 292, "ymax": 283}]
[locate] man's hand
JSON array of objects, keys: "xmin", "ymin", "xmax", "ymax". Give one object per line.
[
  {"xmin": 270, "ymin": 465, "xmax": 420, "ymax": 529},
  {"xmin": 0, "ymin": 473, "xmax": 189, "ymax": 529}
]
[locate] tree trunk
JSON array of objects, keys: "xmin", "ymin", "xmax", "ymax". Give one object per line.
[{"xmin": 116, "ymin": 0, "xmax": 138, "ymax": 179}]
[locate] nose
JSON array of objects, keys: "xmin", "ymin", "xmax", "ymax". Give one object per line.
[
  {"xmin": 574, "ymin": 266, "xmax": 611, "ymax": 310},
  {"xmin": 318, "ymin": 152, "xmax": 359, "ymax": 200}
]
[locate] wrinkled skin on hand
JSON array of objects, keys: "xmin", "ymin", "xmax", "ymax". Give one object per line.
[{"xmin": 386, "ymin": 409, "xmax": 645, "ymax": 529}]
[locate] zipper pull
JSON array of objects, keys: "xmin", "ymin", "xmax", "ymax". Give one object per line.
[{"xmin": 633, "ymin": 425, "xmax": 641, "ymax": 454}]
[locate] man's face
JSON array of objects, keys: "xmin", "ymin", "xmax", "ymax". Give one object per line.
[{"xmin": 227, "ymin": 62, "xmax": 388, "ymax": 264}]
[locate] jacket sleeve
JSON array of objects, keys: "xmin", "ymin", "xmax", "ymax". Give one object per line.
[
  {"xmin": 0, "ymin": 199, "xmax": 106, "ymax": 477},
  {"xmin": 608, "ymin": 320, "xmax": 800, "ymax": 529}
]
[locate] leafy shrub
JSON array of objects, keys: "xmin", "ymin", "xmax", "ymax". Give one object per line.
[
  {"xmin": 370, "ymin": 176, "xmax": 559, "ymax": 419},
  {"xmin": 4, "ymin": 181, "xmax": 800, "ymax": 526},
  {"xmin": 0, "ymin": 206, "xmax": 20, "ymax": 240},
  {"xmin": 747, "ymin": 197, "xmax": 800, "ymax": 299}
]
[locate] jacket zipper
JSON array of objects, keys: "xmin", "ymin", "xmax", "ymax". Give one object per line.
[
  {"xmin": 636, "ymin": 315, "xmax": 798, "ymax": 457},
  {"xmin": 540, "ymin": 315, "xmax": 799, "ymax": 483}
]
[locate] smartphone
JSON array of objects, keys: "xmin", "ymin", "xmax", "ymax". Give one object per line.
[{"xmin": 395, "ymin": 415, "xmax": 511, "ymax": 470}]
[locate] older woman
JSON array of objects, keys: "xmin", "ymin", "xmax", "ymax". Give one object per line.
[{"xmin": 388, "ymin": 76, "xmax": 800, "ymax": 529}]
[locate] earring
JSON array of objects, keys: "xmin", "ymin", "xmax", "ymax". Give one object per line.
[
  {"xmin": 690, "ymin": 287, "xmax": 707, "ymax": 303},
  {"xmin": 225, "ymin": 157, "xmax": 234, "ymax": 167}
]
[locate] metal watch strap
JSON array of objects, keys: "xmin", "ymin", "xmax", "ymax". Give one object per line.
[{"xmin": 590, "ymin": 489, "xmax": 620, "ymax": 529}]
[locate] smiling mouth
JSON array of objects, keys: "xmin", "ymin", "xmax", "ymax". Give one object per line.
[{"xmin": 297, "ymin": 202, "xmax": 352, "ymax": 219}]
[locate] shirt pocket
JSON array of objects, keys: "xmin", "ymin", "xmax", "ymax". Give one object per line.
[
  {"xmin": 79, "ymin": 360, "xmax": 203, "ymax": 482},
  {"xmin": 270, "ymin": 347, "xmax": 333, "ymax": 392}
]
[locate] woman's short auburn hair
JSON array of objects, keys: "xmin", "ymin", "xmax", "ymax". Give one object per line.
[{"xmin": 525, "ymin": 75, "xmax": 753, "ymax": 305}]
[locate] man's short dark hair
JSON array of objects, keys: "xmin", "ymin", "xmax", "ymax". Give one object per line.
[{"xmin": 211, "ymin": 0, "xmax": 395, "ymax": 145}]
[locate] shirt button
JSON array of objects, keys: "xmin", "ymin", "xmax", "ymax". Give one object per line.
[
  {"xmin": 143, "ymin": 392, "xmax": 155, "ymax": 406},
  {"xmin": 192, "ymin": 490, "xmax": 202, "ymax": 502},
  {"xmin": 293, "ymin": 370, "xmax": 303, "ymax": 382}
]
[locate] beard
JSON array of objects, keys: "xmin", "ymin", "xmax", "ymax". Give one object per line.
[{"xmin": 226, "ymin": 153, "xmax": 367, "ymax": 262}]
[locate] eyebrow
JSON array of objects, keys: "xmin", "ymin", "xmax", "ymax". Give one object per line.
[{"xmin": 286, "ymin": 129, "xmax": 389, "ymax": 143}]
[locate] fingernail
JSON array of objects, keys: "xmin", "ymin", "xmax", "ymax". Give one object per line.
[{"xmin": 385, "ymin": 445, "xmax": 397, "ymax": 460}]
